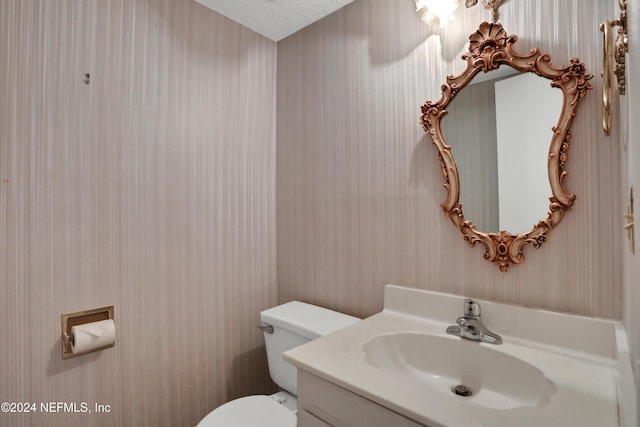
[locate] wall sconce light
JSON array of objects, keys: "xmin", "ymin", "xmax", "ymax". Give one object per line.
[
  {"xmin": 465, "ymin": 0, "xmax": 504, "ymax": 24},
  {"xmin": 416, "ymin": 0, "xmax": 506, "ymax": 27},
  {"xmin": 415, "ymin": 0, "xmax": 459, "ymax": 27}
]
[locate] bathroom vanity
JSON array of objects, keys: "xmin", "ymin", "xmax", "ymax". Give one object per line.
[
  {"xmin": 284, "ymin": 285, "xmax": 633, "ymax": 427},
  {"xmin": 297, "ymin": 371, "xmax": 422, "ymax": 427}
]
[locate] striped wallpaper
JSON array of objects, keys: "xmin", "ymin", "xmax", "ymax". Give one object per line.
[
  {"xmin": 0, "ymin": 0, "xmax": 631, "ymax": 426},
  {"xmin": 0, "ymin": 0, "xmax": 277, "ymax": 426},
  {"xmin": 276, "ymin": 0, "xmax": 623, "ymax": 320}
]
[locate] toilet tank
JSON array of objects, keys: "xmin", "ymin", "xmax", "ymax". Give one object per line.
[{"xmin": 260, "ymin": 301, "xmax": 360, "ymax": 396}]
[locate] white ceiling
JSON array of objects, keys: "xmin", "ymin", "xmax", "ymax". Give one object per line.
[{"xmin": 194, "ymin": 0, "xmax": 355, "ymax": 42}]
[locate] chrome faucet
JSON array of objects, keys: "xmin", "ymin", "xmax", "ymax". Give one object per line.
[{"xmin": 446, "ymin": 299, "xmax": 502, "ymax": 345}]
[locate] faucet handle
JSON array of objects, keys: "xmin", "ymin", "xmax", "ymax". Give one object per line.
[{"xmin": 464, "ymin": 298, "xmax": 481, "ymax": 317}]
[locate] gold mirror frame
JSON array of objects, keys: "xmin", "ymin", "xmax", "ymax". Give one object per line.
[{"xmin": 420, "ymin": 22, "xmax": 593, "ymax": 272}]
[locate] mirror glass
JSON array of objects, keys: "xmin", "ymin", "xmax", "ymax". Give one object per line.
[{"xmin": 441, "ymin": 69, "xmax": 563, "ymax": 234}]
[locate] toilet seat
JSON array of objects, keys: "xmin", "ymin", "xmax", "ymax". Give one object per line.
[{"xmin": 196, "ymin": 395, "xmax": 297, "ymax": 427}]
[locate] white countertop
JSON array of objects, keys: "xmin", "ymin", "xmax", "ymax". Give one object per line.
[{"xmin": 284, "ymin": 285, "xmax": 622, "ymax": 427}]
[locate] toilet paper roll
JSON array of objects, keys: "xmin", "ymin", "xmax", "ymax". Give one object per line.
[{"xmin": 71, "ymin": 319, "xmax": 116, "ymax": 354}]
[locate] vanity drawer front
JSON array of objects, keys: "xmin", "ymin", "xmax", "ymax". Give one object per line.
[
  {"xmin": 298, "ymin": 370, "xmax": 425, "ymax": 427},
  {"xmin": 299, "ymin": 409, "xmax": 334, "ymax": 427}
]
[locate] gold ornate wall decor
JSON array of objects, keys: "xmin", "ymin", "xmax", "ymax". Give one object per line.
[
  {"xmin": 420, "ymin": 22, "xmax": 593, "ymax": 272},
  {"xmin": 600, "ymin": 0, "xmax": 628, "ymax": 135}
]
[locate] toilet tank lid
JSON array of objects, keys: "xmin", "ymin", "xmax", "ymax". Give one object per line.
[{"xmin": 261, "ymin": 301, "xmax": 360, "ymax": 340}]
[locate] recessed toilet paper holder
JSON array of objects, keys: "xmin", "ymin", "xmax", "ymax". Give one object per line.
[{"xmin": 61, "ymin": 305, "xmax": 114, "ymax": 360}]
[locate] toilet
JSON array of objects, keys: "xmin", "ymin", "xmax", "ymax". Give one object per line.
[{"xmin": 197, "ymin": 301, "xmax": 360, "ymax": 426}]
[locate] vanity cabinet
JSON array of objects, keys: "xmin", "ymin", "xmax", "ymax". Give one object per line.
[{"xmin": 297, "ymin": 370, "xmax": 426, "ymax": 427}]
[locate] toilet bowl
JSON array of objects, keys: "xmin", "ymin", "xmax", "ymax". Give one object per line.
[
  {"xmin": 196, "ymin": 301, "xmax": 360, "ymax": 426},
  {"xmin": 196, "ymin": 394, "xmax": 296, "ymax": 427}
]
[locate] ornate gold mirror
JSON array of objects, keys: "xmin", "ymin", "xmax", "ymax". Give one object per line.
[{"xmin": 420, "ymin": 22, "xmax": 593, "ymax": 271}]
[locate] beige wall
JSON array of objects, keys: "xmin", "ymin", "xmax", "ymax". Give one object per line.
[
  {"xmin": 277, "ymin": 0, "xmax": 622, "ymax": 320},
  {"xmin": 1, "ymin": 0, "xmax": 633, "ymax": 425},
  {"xmin": 0, "ymin": 0, "xmax": 277, "ymax": 426},
  {"xmin": 625, "ymin": 0, "xmax": 640, "ymax": 411}
]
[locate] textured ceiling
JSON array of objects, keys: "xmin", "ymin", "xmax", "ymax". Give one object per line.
[{"xmin": 194, "ymin": 0, "xmax": 355, "ymax": 41}]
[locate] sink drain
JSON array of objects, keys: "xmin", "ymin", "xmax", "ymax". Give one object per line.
[{"xmin": 452, "ymin": 385, "xmax": 473, "ymax": 397}]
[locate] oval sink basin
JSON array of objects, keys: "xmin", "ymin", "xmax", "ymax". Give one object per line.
[{"xmin": 362, "ymin": 332, "xmax": 556, "ymax": 410}]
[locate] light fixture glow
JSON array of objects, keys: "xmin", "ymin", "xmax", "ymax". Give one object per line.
[{"xmin": 415, "ymin": 0, "xmax": 459, "ymax": 27}]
